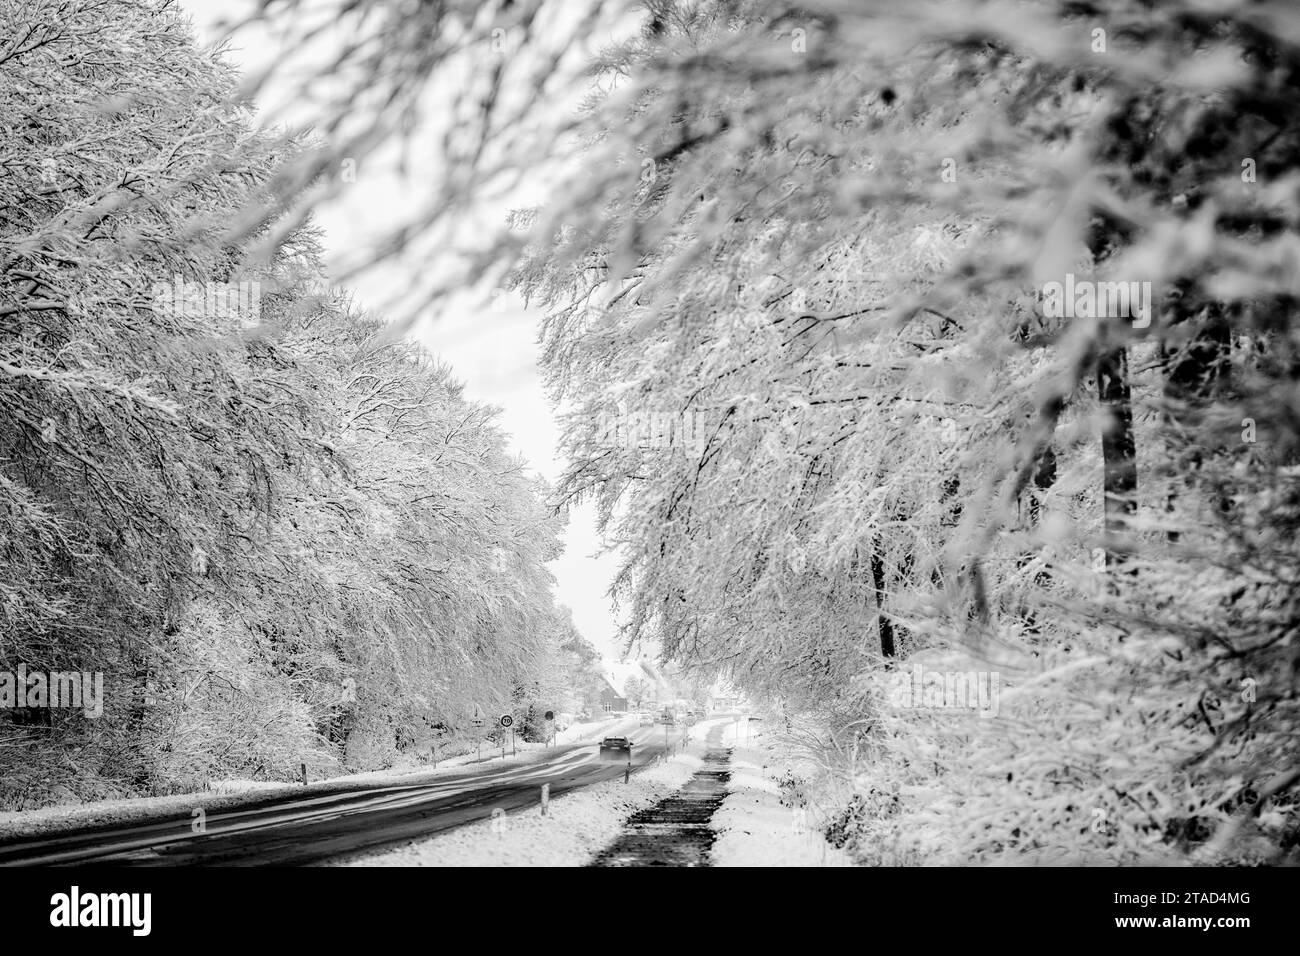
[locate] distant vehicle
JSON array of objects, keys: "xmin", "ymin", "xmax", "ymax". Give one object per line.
[
  {"xmin": 639, "ymin": 712, "xmax": 655, "ymax": 726},
  {"xmin": 599, "ymin": 735, "xmax": 633, "ymax": 760}
]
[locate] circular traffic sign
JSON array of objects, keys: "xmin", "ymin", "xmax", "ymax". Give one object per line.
[
  {"xmin": 499, "ymin": 714, "xmax": 514, "ymax": 728},
  {"xmin": 544, "ymin": 710, "xmax": 554, "ymax": 721}
]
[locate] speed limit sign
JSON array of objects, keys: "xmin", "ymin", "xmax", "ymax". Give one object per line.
[{"xmin": 499, "ymin": 714, "xmax": 514, "ymax": 728}]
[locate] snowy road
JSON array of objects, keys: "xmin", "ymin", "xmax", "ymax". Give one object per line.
[{"xmin": 0, "ymin": 723, "xmax": 690, "ymax": 866}]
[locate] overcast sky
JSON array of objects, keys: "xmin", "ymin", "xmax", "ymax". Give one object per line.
[{"xmin": 181, "ymin": 0, "xmax": 625, "ymax": 662}]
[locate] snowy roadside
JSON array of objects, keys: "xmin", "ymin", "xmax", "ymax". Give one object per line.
[
  {"xmin": 331, "ymin": 718, "xmax": 723, "ymax": 866},
  {"xmin": 0, "ymin": 716, "xmax": 633, "ymax": 842},
  {"xmin": 709, "ymin": 719, "xmax": 854, "ymax": 867}
]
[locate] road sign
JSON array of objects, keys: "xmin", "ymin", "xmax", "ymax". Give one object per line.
[
  {"xmin": 471, "ymin": 703, "xmax": 485, "ymax": 727},
  {"xmin": 544, "ymin": 710, "xmax": 554, "ymax": 721},
  {"xmin": 499, "ymin": 713, "xmax": 514, "ymax": 728}
]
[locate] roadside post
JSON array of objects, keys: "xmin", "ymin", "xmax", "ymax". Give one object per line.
[
  {"xmin": 541, "ymin": 782, "xmax": 550, "ymax": 815},
  {"xmin": 472, "ymin": 705, "xmax": 485, "ymax": 762},
  {"xmin": 499, "ymin": 713, "xmax": 513, "ymax": 760}
]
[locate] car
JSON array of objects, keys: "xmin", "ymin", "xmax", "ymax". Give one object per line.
[
  {"xmin": 599, "ymin": 735, "xmax": 633, "ymax": 761},
  {"xmin": 639, "ymin": 712, "xmax": 655, "ymax": 726}
]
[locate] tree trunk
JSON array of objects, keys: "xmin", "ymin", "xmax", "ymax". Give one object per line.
[
  {"xmin": 1098, "ymin": 345, "xmax": 1138, "ymax": 573},
  {"xmin": 1028, "ymin": 446, "xmax": 1056, "ymax": 528},
  {"xmin": 1020, "ymin": 445, "xmax": 1057, "ymax": 636},
  {"xmin": 870, "ymin": 540, "xmax": 895, "ymax": 658}
]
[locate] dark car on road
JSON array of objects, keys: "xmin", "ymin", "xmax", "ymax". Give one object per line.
[{"xmin": 599, "ymin": 735, "xmax": 633, "ymax": 761}]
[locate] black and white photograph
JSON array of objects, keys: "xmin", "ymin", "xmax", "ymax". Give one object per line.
[{"xmin": 0, "ymin": 0, "xmax": 1294, "ymax": 935}]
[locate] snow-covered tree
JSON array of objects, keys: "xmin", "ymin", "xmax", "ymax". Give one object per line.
[
  {"xmin": 0, "ymin": 0, "xmax": 579, "ymax": 800},
  {"xmin": 497, "ymin": 0, "xmax": 1300, "ymax": 863}
]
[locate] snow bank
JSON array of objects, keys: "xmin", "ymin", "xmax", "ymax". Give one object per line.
[{"xmin": 709, "ymin": 720, "xmax": 854, "ymax": 867}]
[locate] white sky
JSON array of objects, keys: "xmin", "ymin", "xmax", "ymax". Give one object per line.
[{"xmin": 181, "ymin": 0, "xmax": 625, "ymax": 661}]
